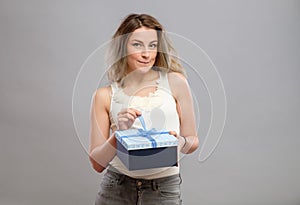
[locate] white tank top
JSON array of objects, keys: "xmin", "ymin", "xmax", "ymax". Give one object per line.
[{"xmin": 109, "ymin": 71, "xmax": 180, "ymax": 179}]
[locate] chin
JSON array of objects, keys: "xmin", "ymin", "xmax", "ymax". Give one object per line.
[{"xmin": 135, "ymin": 65, "xmax": 153, "ymax": 73}]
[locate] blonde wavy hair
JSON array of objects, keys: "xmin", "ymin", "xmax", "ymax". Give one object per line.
[{"xmin": 107, "ymin": 13, "xmax": 186, "ymax": 83}]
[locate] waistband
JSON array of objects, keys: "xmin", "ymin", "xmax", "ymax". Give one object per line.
[{"xmin": 106, "ymin": 165, "xmax": 181, "ymax": 190}]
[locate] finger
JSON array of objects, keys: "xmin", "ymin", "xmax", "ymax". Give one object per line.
[
  {"xmin": 122, "ymin": 113, "xmax": 136, "ymax": 122},
  {"xmin": 169, "ymin": 131, "xmax": 178, "ymax": 137},
  {"xmin": 117, "ymin": 110, "xmax": 135, "ymax": 119},
  {"xmin": 119, "ymin": 108, "xmax": 141, "ymax": 117},
  {"xmin": 118, "ymin": 117, "xmax": 129, "ymax": 122},
  {"xmin": 131, "ymin": 108, "xmax": 142, "ymax": 116},
  {"xmin": 127, "ymin": 109, "xmax": 140, "ymax": 119},
  {"xmin": 117, "ymin": 112, "xmax": 138, "ymax": 122}
]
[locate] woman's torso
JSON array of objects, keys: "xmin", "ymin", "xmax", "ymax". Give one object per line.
[{"xmin": 109, "ymin": 70, "xmax": 180, "ymax": 179}]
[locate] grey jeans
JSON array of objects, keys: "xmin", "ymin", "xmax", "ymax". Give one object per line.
[{"xmin": 95, "ymin": 168, "xmax": 182, "ymax": 205}]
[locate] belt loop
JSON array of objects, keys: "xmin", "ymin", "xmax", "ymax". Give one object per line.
[
  {"xmin": 117, "ymin": 174, "xmax": 126, "ymax": 185},
  {"xmin": 179, "ymin": 173, "xmax": 182, "ymax": 185},
  {"xmin": 151, "ymin": 180, "xmax": 158, "ymax": 191}
]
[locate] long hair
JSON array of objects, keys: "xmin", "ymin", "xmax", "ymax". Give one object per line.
[{"xmin": 107, "ymin": 13, "xmax": 186, "ymax": 83}]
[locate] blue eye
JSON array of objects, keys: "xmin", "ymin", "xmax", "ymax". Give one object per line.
[
  {"xmin": 149, "ymin": 44, "xmax": 157, "ymax": 49},
  {"xmin": 132, "ymin": 43, "xmax": 142, "ymax": 47}
]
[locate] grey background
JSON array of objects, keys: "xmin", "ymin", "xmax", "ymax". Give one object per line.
[{"xmin": 1, "ymin": 0, "xmax": 300, "ymax": 204}]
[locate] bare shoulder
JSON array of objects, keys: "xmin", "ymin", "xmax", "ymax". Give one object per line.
[
  {"xmin": 167, "ymin": 72, "xmax": 188, "ymax": 86},
  {"xmin": 94, "ymin": 86, "xmax": 111, "ymax": 98},
  {"xmin": 167, "ymin": 72, "xmax": 189, "ymax": 98},
  {"xmin": 93, "ymin": 86, "xmax": 112, "ymax": 111}
]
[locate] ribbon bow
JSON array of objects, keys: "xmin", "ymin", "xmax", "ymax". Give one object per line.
[{"xmin": 119, "ymin": 115, "xmax": 169, "ymax": 148}]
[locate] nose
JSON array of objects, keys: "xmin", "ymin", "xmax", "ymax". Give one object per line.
[{"xmin": 141, "ymin": 48, "xmax": 150, "ymax": 58}]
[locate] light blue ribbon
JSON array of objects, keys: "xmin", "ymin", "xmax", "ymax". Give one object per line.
[{"xmin": 119, "ymin": 115, "xmax": 169, "ymax": 148}]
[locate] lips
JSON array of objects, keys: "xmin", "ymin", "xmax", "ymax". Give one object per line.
[{"xmin": 137, "ymin": 60, "xmax": 150, "ymax": 64}]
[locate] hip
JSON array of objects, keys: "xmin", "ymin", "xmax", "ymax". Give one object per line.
[{"xmin": 95, "ymin": 168, "xmax": 183, "ymax": 205}]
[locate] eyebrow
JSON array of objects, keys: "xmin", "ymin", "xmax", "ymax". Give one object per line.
[{"xmin": 131, "ymin": 39, "xmax": 158, "ymax": 43}]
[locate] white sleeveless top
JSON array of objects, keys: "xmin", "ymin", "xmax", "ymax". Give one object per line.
[{"xmin": 109, "ymin": 71, "xmax": 180, "ymax": 179}]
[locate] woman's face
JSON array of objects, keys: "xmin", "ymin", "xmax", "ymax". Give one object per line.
[{"xmin": 126, "ymin": 27, "xmax": 158, "ymax": 73}]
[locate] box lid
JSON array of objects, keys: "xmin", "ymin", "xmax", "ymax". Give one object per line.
[{"xmin": 115, "ymin": 129, "xmax": 178, "ymax": 150}]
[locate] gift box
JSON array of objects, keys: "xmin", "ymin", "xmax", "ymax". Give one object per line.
[{"xmin": 115, "ymin": 116, "xmax": 178, "ymax": 170}]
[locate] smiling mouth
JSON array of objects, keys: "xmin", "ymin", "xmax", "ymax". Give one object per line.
[{"xmin": 137, "ymin": 60, "xmax": 150, "ymax": 64}]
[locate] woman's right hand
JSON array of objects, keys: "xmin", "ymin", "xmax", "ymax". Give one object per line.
[{"xmin": 117, "ymin": 108, "xmax": 141, "ymax": 130}]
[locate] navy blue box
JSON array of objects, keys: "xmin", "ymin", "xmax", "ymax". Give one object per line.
[{"xmin": 115, "ymin": 129, "xmax": 178, "ymax": 170}]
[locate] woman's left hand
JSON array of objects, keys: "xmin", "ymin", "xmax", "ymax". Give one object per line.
[{"xmin": 169, "ymin": 131, "xmax": 185, "ymax": 151}]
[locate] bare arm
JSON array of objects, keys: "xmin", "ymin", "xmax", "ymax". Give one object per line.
[
  {"xmin": 88, "ymin": 87, "xmax": 116, "ymax": 173},
  {"xmin": 88, "ymin": 87, "xmax": 142, "ymax": 173},
  {"xmin": 168, "ymin": 72, "xmax": 199, "ymax": 154}
]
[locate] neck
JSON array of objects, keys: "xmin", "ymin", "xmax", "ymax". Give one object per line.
[{"xmin": 122, "ymin": 68, "xmax": 157, "ymax": 87}]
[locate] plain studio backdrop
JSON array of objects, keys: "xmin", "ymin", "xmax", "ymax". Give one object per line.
[{"xmin": 1, "ymin": 0, "xmax": 300, "ymax": 205}]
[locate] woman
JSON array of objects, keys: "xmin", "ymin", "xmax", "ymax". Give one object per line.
[{"xmin": 89, "ymin": 13, "xmax": 199, "ymax": 205}]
